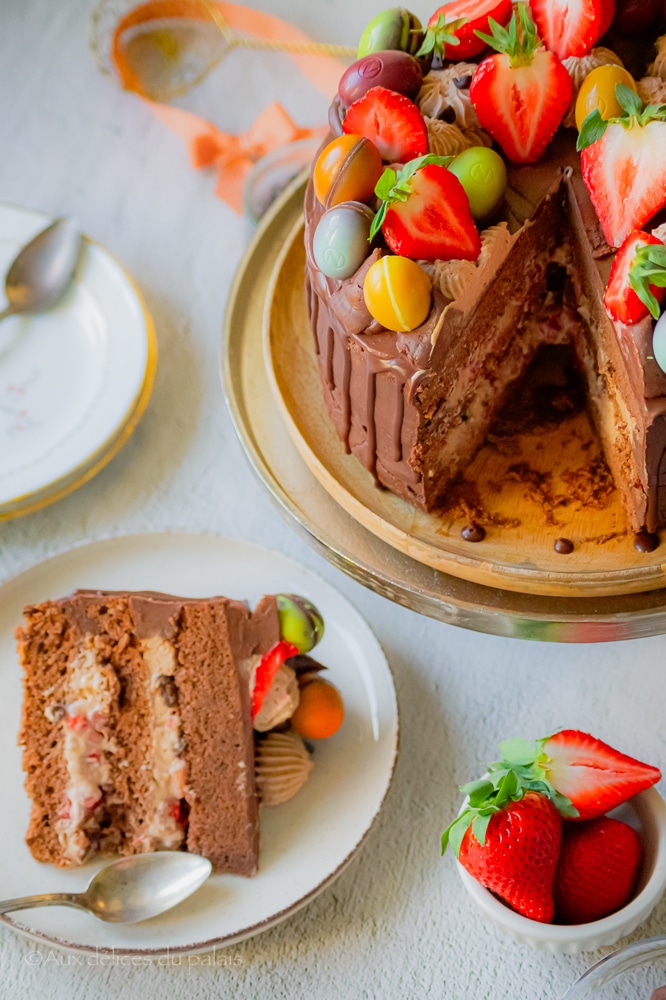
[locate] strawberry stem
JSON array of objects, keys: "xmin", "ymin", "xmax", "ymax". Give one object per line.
[
  {"xmin": 577, "ymin": 83, "xmax": 666, "ymax": 151},
  {"xmin": 416, "ymin": 13, "xmax": 465, "ymax": 60},
  {"xmin": 474, "ymin": 2, "xmax": 538, "ymax": 68},
  {"xmin": 629, "ymin": 242, "xmax": 666, "ymax": 319},
  {"xmin": 442, "ymin": 736, "xmax": 578, "ymax": 857}
]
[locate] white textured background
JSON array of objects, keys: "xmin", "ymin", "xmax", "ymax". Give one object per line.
[{"xmin": 2, "ymin": 1, "xmax": 666, "ymax": 997}]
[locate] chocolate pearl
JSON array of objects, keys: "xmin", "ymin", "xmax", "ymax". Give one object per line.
[
  {"xmin": 439, "ymin": 105, "xmax": 457, "ymax": 124},
  {"xmin": 454, "ymin": 74, "xmax": 473, "ymax": 89},
  {"xmin": 634, "ymin": 530, "xmax": 660, "ymax": 553},
  {"xmin": 461, "ymin": 523, "xmax": 486, "ymax": 542},
  {"xmin": 554, "ymin": 537, "xmax": 574, "ymax": 554},
  {"xmin": 156, "ymin": 674, "xmax": 178, "ymax": 707}
]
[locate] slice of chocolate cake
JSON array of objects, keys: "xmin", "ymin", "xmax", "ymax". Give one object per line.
[{"xmin": 17, "ymin": 590, "xmax": 279, "ymax": 873}]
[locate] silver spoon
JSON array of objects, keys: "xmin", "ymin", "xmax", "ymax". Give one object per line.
[
  {"xmin": 0, "ymin": 852, "xmax": 212, "ymax": 924},
  {"xmin": 0, "ymin": 216, "xmax": 83, "ymax": 324}
]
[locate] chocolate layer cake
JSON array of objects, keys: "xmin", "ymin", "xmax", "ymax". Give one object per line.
[
  {"xmin": 303, "ymin": 25, "xmax": 666, "ymax": 538},
  {"xmin": 17, "ymin": 590, "xmax": 278, "ymax": 873}
]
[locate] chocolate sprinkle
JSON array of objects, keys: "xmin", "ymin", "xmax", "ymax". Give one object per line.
[
  {"xmin": 462, "ymin": 523, "xmax": 486, "ymax": 542},
  {"xmin": 634, "ymin": 531, "xmax": 660, "ymax": 553},
  {"xmin": 554, "ymin": 537, "xmax": 574, "ymax": 554}
]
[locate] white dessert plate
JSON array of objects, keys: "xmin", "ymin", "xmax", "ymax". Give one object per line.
[
  {"xmin": 0, "ymin": 203, "xmax": 156, "ymax": 519},
  {"xmin": 0, "ymin": 532, "xmax": 398, "ymax": 956}
]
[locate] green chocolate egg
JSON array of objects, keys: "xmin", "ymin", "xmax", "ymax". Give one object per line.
[
  {"xmin": 277, "ymin": 594, "xmax": 325, "ymax": 653},
  {"xmin": 357, "ymin": 7, "xmax": 424, "ymax": 59},
  {"xmin": 448, "ymin": 147, "xmax": 507, "ymax": 221}
]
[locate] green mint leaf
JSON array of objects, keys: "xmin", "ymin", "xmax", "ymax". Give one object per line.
[
  {"xmin": 499, "ymin": 738, "xmax": 536, "ymax": 766},
  {"xmin": 471, "ymin": 812, "xmax": 492, "ymax": 847},
  {"xmin": 616, "ymin": 82, "xmax": 643, "ymax": 118},
  {"xmin": 576, "ymin": 109, "xmax": 608, "ymax": 151}
]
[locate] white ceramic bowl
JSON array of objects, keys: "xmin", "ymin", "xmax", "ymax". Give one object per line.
[{"xmin": 456, "ymin": 788, "xmax": 666, "ymax": 954}]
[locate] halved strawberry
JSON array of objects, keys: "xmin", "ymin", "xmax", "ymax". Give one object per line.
[
  {"xmin": 370, "ymin": 155, "xmax": 481, "ymax": 261},
  {"xmin": 604, "ymin": 230, "xmax": 666, "ymax": 324},
  {"xmin": 530, "ymin": 0, "xmax": 614, "ymax": 60},
  {"xmin": 535, "ymin": 730, "xmax": 661, "ymax": 820},
  {"xmin": 470, "ymin": 5, "xmax": 573, "ymax": 164},
  {"xmin": 342, "ymin": 86, "xmax": 427, "ymax": 163},
  {"xmin": 578, "ymin": 86, "xmax": 666, "ymax": 248},
  {"xmin": 420, "ymin": 0, "xmax": 513, "ymax": 60}
]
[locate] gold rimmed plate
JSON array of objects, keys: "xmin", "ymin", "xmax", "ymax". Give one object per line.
[
  {"xmin": 221, "ymin": 175, "xmax": 666, "ymax": 640},
  {"xmin": 0, "ymin": 203, "xmax": 156, "ymax": 520}
]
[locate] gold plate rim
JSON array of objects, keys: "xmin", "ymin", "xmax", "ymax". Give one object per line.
[{"xmin": 221, "ymin": 175, "xmax": 666, "ymax": 641}]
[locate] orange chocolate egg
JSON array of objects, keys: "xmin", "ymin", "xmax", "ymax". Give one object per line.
[
  {"xmin": 313, "ymin": 134, "xmax": 383, "ymax": 208},
  {"xmin": 290, "ymin": 678, "xmax": 345, "ymax": 740},
  {"xmin": 363, "ymin": 255, "xmax": 432, "ymax": 332},
  {"xmin": 575, "ymin": 66, "xmax": 638, "ymax": 131}
]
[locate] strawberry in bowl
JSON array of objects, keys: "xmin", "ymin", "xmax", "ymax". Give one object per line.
[{"xmin": 443, "ymin": 731, "xmax": 666, "ymax": 952}]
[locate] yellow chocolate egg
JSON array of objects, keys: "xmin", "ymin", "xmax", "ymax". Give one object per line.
[
  {"xmin": 363, "ymin": 255, "xmax": 432, "ymax": 332},
  {"xmin": 575, "ymin": 66, "xmax": 638, "ymax": 131}
]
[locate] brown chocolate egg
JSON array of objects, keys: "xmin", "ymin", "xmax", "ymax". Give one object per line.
[{"xmin": 338, "ymin": 50, "xmax": 423, "ymax": 107}]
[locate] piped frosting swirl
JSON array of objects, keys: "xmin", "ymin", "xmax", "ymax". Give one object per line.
[{"xmin": 255, "ymin": 730, "xmax": 313, "ymax": 806}]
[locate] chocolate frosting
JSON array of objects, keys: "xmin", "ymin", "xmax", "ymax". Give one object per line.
[{"xmin": 304, "ymin": 113, "xmax": 666, "ymax": 532}]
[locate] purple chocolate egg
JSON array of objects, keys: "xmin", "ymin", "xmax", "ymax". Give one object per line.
[{"xmin": 338, "ymin": 50, "xmax": 423, "ymax": 107}]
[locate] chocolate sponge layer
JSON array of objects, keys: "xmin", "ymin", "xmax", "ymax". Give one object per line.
[{"xmin": 17, "ymin": 591, "xmax": 279, "ymax": 874}]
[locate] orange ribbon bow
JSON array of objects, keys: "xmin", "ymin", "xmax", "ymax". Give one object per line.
[{"xmin": 111, "ymin": 0, "xmax": 343, "ymax": 213}]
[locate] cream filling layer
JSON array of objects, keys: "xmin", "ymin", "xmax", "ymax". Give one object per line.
[
  {"xmin": 57, "ymin": 640, "xmax": 119, "ymax": 864},
  {"xmin": 136, "ymin": 635, "xmax": 189, "ymax": 852}
]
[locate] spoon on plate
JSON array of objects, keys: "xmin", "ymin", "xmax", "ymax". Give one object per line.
[
  {"xmin": 0, "ymin": 852, "xmax": 212, "ymax": 924},
  {"xmin": 0, "ymin": 216, "xmax": 83, "ymax": 324}
]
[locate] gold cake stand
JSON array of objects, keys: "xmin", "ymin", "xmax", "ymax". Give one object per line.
[{"xmin": 221, "ymin": 174, "xmax": 666, "ymax": 641}]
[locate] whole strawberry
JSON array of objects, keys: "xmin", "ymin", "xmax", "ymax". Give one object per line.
[
  {"xmin": 578, "ymin": 85, "xmax": 666, "ymax": 248},
  {"xmin": 553, "ymin": 816, "xmax": 642, "ymax": 924},
  {"xmin": 470, "ymin": 3, "xmax": 573, "ymax": 164},
  {"xmin": 443, "ymin": 772, "xmax": 565, "ymax": 922}
]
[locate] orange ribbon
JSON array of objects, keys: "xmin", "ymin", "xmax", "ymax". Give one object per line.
[{"xmin": 111, "ymin": 0, "xmax": 343, "ymax": 213}]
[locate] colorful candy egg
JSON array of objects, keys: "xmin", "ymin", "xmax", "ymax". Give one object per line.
[
  {"xmin": 313, "ymin": 202, "xmax": 375, "ymax": 280},
  {"xmin": 357, "ymin": 7, "xmax": 424, "ymax": 59},
  {"xmin": 338, "ymin": 50, "xmax": 423, "ymax": 107},
  {"xmin": 276, "ymin": 594, "xmax": 325, "ymax": 653},
  {"xmin": 575, "ymin": 66, "xmax": 638, "ymax": 131},
  {"xmin": 653, "ymin": 312, "xmax": 666, "ymax": 374},
  {"xmin": 313, "ymin": 134, "xmax": 383, "ymax": 208},
  {"xmin": 363, "ymin": 256, "xmax": 432, "ymax": 332},
  {"xmin": 448, "ymin": 146, "xmax": 507, "ymax": 220}
]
